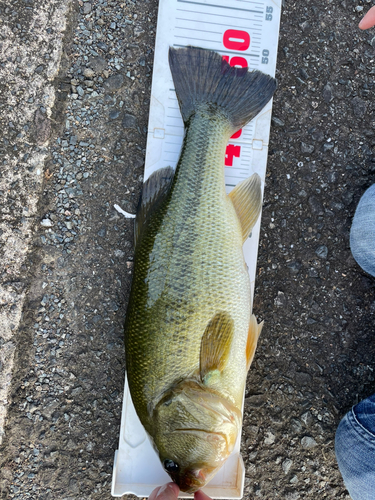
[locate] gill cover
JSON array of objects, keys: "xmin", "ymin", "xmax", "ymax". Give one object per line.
[{"xmin": 151, "ymin": 380, "xmax": 242, "ymax": 492}]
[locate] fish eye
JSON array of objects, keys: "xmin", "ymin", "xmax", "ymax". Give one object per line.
[{"xmin": 163, "ymin": 459, "xmax": 180, "ymax": 473}]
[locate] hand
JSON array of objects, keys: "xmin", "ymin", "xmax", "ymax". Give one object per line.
[
  {"xmin": 359, "ymin": 5, "xmax": 375, "ymax": 30},
  {"xmin": 149, "ymin": 483, "xmax": 180, "ymax": 500},
  {"xmin": 149, "ymin": 483, "xmax": 213, "ymax": 500}
]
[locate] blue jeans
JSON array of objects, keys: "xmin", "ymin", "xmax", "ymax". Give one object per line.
[
  {"xmin": 335, "ymin": 395, "xmax": 375, "ymax": 499},
  {"xmin": 350, "ymin": 184, "xmax": 375, "ymax": 277},
  {"xmin": 335, "ymin": 185, "xmax": 375, "ymax": 499}
]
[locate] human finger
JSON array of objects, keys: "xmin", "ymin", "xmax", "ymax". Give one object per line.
[
  {"xmin": 149, "ymin": 482, "xmax": 180, "ymax": 500},
  {"xmin": 359, "ymin": 5, "xmax": 375, "ymax": 30},
  {"xmin": 149, "ymin": 486, "xmax": 162, "ymax": 500}
]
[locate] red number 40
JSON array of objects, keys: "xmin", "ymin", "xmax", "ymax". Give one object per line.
[{"xmin": 222, "ymin": 29, "xmax": 250, "ymax": 166}]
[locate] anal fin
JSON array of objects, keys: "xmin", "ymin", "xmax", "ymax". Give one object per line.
[
  {"xmin": 200, "ymin": 312, "xmax": 234, "ymax": 384},
  {"xmin": 246, "ymin": 314, "xmax": 263, "ymax": 371},
  {"xmin": 229, "ymin": 173, "xmax": 262, "ymax": 243}
]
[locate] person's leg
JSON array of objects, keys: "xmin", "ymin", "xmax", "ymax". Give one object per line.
[
  {"xmin": 350, "ymin": 184, "xmax": 375, "ymax": 277},
  {"xmin": 335, "ymin": 394, "xmax": 375, "ymax": 500},
  {"xmin": 335, "ymin": 188, "xmax": 375, "ymax": 498}
]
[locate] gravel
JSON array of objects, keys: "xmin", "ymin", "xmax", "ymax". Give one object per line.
[
  {"xmin": 0, "ymin": 0, "xmax": 72, "ymax": 449},
  {"xmin": 0, "ymin": 0, "xmax": 155, "ymax": 497}
]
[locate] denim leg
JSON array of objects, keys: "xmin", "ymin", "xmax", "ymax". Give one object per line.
[
  {"xmin": 335, "ymin": 394, "xmax": 375, "ymax": 500},
  {"xmin": 350, "ymin": 184, "xmax": 375, "ymax": 277}
]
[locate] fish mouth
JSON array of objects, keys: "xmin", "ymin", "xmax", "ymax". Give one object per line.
[
  {"xmin": 171, "ymin": 466, "xmax": 215, "ymax": 494},
  {"xmin": 175, "ymin": 478, "xmax": 205, "ymax": 494}
]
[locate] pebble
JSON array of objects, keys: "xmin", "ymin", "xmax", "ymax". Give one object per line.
[
  {"xmin": 301, "ymin": 436, "xmax": 317, "ymax": 449},
  {"xmin": 301, "ymin": 411, "xmax": 313, "ymax": 426},
  {"xmin": 40, "ymin": 219, "xmax": 53, "ymax": 227},
  {"xmin": 300, "ymin": 68, "xmax": 309, "ymax": 80},
  {"xmin": 83, "ymin": 68, "xmax": 95, "ymax": 78},
  {"xmin": 287, "ymin": 261, "xmax": 302, "ymax": 274},
  {"xmin": 291, "ymin": 418, "xmax": 303, "ymax": 433},
  {"xmin": 301, "ymin": 142, "xmax": 315, "ymax": 154},
  {"xmin": 315, "ymin": 245, "xmax": 328, "ymax": 259},
  {"xmin": 274, "ymin": 291, "xmax": 287, "ymax": 307},
  {"xmin": 272, "ymin": 116, "xmax": 285, "ymax": 127},
  {"xmin": 264, "ymin": 431, "xmax": 276, "ymax": 445},
  {"xmin": 89, "ymin": 56, "xmax": 107, "ymax": 72},
  {"xmin": 83, "ymin": 2, "xmax": 92, "ymax": 14},
  {"xmin": 323, "ymin": 83, "xmax": 334, "ymax": 103},
  {"xmin": 282, "ymin": 458, "xmax": 293, "ymax": 474},
  {"xmin": 122, "ymin": 113, "xmax": 136, "ymax": 128},
  {"xmin": 109, "ymin": 110, "xmax": 120, "ymax": 120},
  {"xmin": 104, "ymin": 74, "xmax": 124, "ymax": 92}
]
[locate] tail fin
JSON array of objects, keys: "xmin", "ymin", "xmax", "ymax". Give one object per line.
[{"xmin": 169, "ymin": 46, "xmax": 277, "ymax": 130}]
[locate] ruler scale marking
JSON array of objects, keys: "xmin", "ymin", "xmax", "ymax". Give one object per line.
[
  {"xmin": 175, "ymin": 17, "xmax": 264, "ymax": 31},
  {"xmin": 176, "ymin": 8, "xmax": 263, "ymax": 21},
  {"xmin": 177, "ymin": 0, "xmax": 263, "ymax": 14}
]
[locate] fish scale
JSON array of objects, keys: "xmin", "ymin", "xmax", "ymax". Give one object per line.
[{"xmin": 126, "ymin": 106, "xmax": 251, "ymax": 425}]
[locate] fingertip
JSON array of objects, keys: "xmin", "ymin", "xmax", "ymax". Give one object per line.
[
  {"xmin": 154, "ymin": 482, "xmax": 180, "ymax": 500},
  {"xmin": 167, "ymin": 482, "xmax": 180, "ymax": 497},
  {"xmin": 359, "ymin": 18, "xmax": 367, "ymax": 30},
  {"xmin": 359, "ymin": 5, "xmax": 375, "ymax": 30},
  {"xmin": 149, "ymin": 486, "xmax": 162, "ymax": 500}
]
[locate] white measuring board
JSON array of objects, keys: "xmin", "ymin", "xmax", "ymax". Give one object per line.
[{"xmin": 112, "ymin": 0, "xmax": 281, "ymax": 497}]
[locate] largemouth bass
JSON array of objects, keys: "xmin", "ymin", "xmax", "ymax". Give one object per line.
[{"xmin": 125, "ymin": 46, "xmax": 276, "ymax": 493}]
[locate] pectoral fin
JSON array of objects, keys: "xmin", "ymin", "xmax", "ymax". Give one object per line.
[
  {"xmin": 135, "ymin": 166, "xmax": 174, "ymax": 246},
  {"xmin": 229, "ymin": 173, "xmax": 262, "ymax": 243},
  {"xmin": 246, "ymin": 314, "xmax": 263, "ymax": 371},
  {"xmin": 200, "ymin": 312, "xmax": 234, "ymax": 384}
]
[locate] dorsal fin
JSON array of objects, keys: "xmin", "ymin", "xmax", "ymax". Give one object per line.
[
  {"xmin": 246, "ymin": 314, "xmax": 263, "ymax": 371},
  {"xmin": 134, "ymin": 166, "xmax": 174, "ymax": 247},
  {"xmin": 200, "ymin": 312, "xmax": 234, "ymax": 384},
  {"xmin": 229, "ymin": 173, "xmax": 262, "ymax": 243}
]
